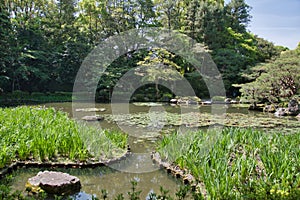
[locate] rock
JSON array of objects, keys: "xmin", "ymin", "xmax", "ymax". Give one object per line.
[
  {"xmin": 170, "ymin": 99, "xmax": 178, "ymax": 104},
  {"xmin": 230, "ymin": 100, "xmax": 239, "ymax": 104},
  {"xmin": 225, "ymin": 98, "xmax": 232, "ymax": 104},
  {"xmin": 26, "ymin": 171, "xmax": 81, "ymax": 195},
  {"xmin": 202, "ymin": 101, "xmax": 212, "ymax": 105},
  {"xmin": 275, "ymin": 108, "xmax": 288, "ymax": 117},
  {"xmin": 176, "ymin": 96, "xmax": 201, "ymax": 105},
  {"xmin": 75, "ymin": 108, "xmax": 106, "ymax": 112},
  {"xmin": 81, "ymin": 115, "xmax": 104, "ymax": 121},
  {"xmin": 274, "ymin": 100, "xmax": 299, "ymax": 117},
  {"xmin": 288, "ymin": 99, "xmax": 299, "ymax": 116}
]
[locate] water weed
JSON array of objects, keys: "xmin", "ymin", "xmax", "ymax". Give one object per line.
[
  {"xmin": 0, "ymin": 106, "xmax": 127, "ymax": 168},
  {"xmin": 157, "ymin": 128, "xmax": 300, "ymax": 199}
]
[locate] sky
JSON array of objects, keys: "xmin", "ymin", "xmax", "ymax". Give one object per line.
[{"xmin": 227, "ymin": 0, "xmax": 300, "ymax": 49}]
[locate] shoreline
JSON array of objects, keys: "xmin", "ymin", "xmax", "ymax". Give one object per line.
[{"xmin": 0, "ymin": 149, "xmax": 131, "ymax": 180}]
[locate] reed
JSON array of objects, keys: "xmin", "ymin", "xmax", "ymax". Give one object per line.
[
  {"xmin": 0, "ymin": 106, "xmax": 127, "ymax": 168},
  {"xmin": 157, "ymin": 128, "xmax": 300, "ymax": 199}
]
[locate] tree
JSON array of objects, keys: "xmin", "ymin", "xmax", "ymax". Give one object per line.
[
  {"xmin": 154, "ymin": 0, "xmax": 186, "ymax": 31},
  {"xmin": 236, "ymin": 47, "xmax": 300, "ymax": 104},
  {"xmin": 135, "ymin": 48, "xmax": 184, "ymax": 98},
  {"xmin": 0, "ymin": 0, "xmax": 11, "ymax": 92},
  {"xmin": 225, "ymin": 0, "xmax": 251, "ymax": 33}
]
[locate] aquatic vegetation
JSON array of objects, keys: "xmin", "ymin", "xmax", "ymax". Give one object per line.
[
  {"xmin": 104, "ymin": 111, "xmax": 300, "ymax": 134},
  {"xmin": 0, "ymin": 106, "xmax": 127, "ymax": 169},
  {"xmin": 157, "ymin": 128, "xmax": 300, "ymax": 199}
]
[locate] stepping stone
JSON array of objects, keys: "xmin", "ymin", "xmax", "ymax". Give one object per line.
[{"xmin": 26, "ymin": 171, "xmax": 81, "ymax": 195}]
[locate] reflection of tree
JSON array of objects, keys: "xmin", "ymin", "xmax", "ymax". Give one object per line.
[{"xmin": 135, "ymin": 48, "xmax": 183, "ymax": 98}]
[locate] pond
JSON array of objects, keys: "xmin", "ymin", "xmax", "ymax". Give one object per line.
[{"xmin": 9, "ymin": 102, "xmax": 300, "ymax": 199}]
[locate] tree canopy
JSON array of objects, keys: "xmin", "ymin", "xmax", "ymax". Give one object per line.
[
  {"xmin": 0, "ymin": 0, "xmax": 289, "ymax": 101},
  {"xmin": 236, "ymin": 44, "xmax": 300, "ymax": 105}
]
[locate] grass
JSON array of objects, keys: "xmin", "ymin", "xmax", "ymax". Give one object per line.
[
  {"xmin": 0, "ymin": 106, "xmax": 127, "ymax": 169},
  {"xmin": 157, "ymin": 128, "xmax": 300, "ymax": 199}
]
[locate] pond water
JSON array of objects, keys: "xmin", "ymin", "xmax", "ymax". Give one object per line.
[{"xmin": 10, "ymin": 102, "xmax": 300, "ymax": 199}]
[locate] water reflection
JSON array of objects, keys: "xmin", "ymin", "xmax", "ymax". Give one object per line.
[{"xmin": 11, "ymin": 167, "xmax": 182, "ymax": 199}]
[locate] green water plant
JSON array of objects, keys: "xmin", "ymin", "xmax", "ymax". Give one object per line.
[
  {"xmin": 157, "ymin": 128, "xmax": 300, "ymax": 199},
  {"xmin": 104, "ymin": 111, "xmax": 300, "ymax": 134},
  {"xmin": 0, "ymin": 106, "xmax": 127, "ymax": 168}
]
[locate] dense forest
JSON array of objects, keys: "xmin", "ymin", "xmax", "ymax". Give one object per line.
[{"xmin": 0, "ymin": 0, "xmax": 296, "ymax": 102}]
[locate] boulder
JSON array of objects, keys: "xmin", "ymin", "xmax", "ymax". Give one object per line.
[
  {"xmin": 224, "ymin": 98, "xmax": 232, "ymax": 104},
  {"xmin": 26, "ymin": 171, "xmax": 81, "ymax": 195},
  {"xmin": 81, "ymin": 115, "xmax": 104, "ymax": 121},
  {"xmin": 175, "ymin": 96, "xmax": 201, "ymax": 105},
  {"xmin": 230, "ymin": 100, "xmax": 239, "ymax": 104},
  {"xmin": 275, "ymin": 108, "xmax": 288, "ymax": 117},
  {"xmin": 170, "ymin": 99, "xmax": 178, "ymax": 104},
  {"xmin": 202, "ymin": 100, "xmax": 212, "ymax": 105},
  {"xmin": 288, "ymin": 99, "xmax": 299, "ymax": 116}
]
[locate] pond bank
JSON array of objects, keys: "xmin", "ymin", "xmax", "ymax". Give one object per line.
[{"xmin": 0, "ymin": 150, "xmax": 131, "ymax": 180}]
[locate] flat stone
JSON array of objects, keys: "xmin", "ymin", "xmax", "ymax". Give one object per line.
[
  {"xmin": 170, "ymin": 99, "xmax": 178, "ymax": 103},
  {"xmin": 75, "ymin": 108, "xmax": 106, "ymax": 112},
  {"xmin": 81, "ymin": 115, "xmax": 104, "ymax": 121},
  {"xmin": 230, "ymin": 100, "xmax": 239, "ymax": 104},
  {"xmin": 275, "ymin": 108, "xmax": 287, "ymax": 117},
  {"xmin": 202, "ymin": 101, "xmax": 212, "ymax": 105},
  {"xmin": 26, "ymin": 171, "xmax": 81, "ymax": 195}
]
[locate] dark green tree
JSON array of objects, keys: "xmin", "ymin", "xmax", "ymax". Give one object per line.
[
  {"xmin": 0, "ymin": 0, "xmax": 11, "ymax": 92},
  {"xmin": 236, "ymin": 46, "xmax": 300, "ymax": 104}
]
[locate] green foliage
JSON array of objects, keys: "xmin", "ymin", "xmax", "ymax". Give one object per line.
[
  {"xmin": 237, "ymin": 47, "xmax": 300, "ymax": 104},
  {"xmin": 0, "ymin": 106, "xmax": 127, "ymax": 168},
  {"xmin": 0, "ymin": 92, "xmax": 72, "ymax": 105},
  {"xmin": 136, "ymin": 48, "xmax": 184, "ymax": 98},
  {"xmin": 211, "ymin": 96, "xmax": 226, "ymax": 101},
  {"xmin": 0, "ymin": 0, "xmax": 291, "ymax": 100},
  {"xmin": 157, "ymin": 128, "xmax": 300, "ymax": 199}
]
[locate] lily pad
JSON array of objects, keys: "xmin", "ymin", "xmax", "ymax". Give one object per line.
[{"xmin": 103, "ymin": 111, "xmax": 300, "ymax": 134}]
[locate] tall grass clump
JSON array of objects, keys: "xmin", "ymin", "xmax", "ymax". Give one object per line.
[
  {"xmin": 0, "ymin": 106, "xmax": 127, "ymax": 169},
  {"xmin": 157, "ymin": 128, "xmax": 300, "ymax": 199}
]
